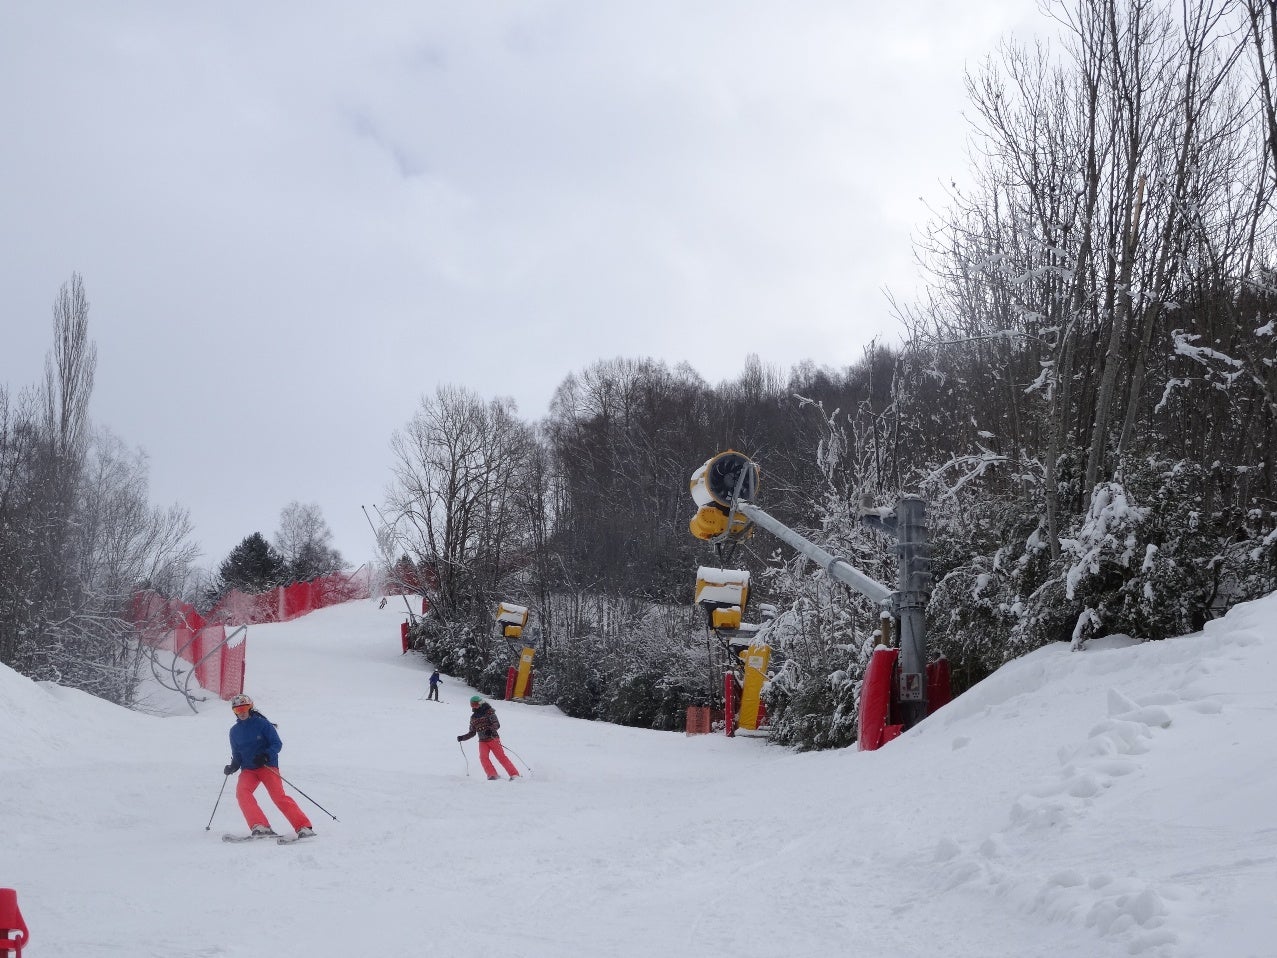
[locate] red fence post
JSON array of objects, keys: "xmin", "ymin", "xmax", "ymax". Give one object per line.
[
  {"xmin": 723, "ymin": 672, "xmax": 737, "ymax": 737},
  {"xmin": 400, "ymin": 622, "xmax": 409, "ymax": 654},
  {"xmin": 504, "ymin": 667, "xmax": 517, "ymax": 700},
  {"xmin": 0, "ymin": 887, "xmax": 29, "ymax": 955}
]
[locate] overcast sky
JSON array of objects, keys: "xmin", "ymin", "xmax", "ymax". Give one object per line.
[{"xmin": 1, "ymin": 2, "xmax": 1045, "ymax": 570}]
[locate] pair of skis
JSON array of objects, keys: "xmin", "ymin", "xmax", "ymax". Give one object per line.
[{"xmin": 222, "ymin": 831, "xmax": 316, "ymax": 846}]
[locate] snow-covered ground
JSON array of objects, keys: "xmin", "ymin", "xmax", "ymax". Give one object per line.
[{"xmin": 2, "ymin": 593, "xmax": 1274, "ymax": 957}]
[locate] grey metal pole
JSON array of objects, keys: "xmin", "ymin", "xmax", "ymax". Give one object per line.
[{"xmin": 893, "ymin": 495, "xmax": 930, "ymax": 729}]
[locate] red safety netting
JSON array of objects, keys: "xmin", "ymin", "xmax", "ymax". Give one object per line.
[
  {"xmin": 221, "ymin": 629, "xmax": 246, "ymax": 699},
  {"xmin": 130, "ymin": 570, "xmax": 374, "ymax": 700},
  {"xmin": 193, "ymin": 625, "xmax": 226, "ymax": 695}
]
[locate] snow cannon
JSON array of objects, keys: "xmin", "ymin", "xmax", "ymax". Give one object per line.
[
  {"xmin": 0, "ymin": 888, "xmax": 29, "ymax": 956},
  {"xmin": 695, "ymin": 567, "xmax": 750, "ymax": 631},
  {"xmin": 688, "ymin": 451, "xmax": 758, "ymax": 541},
  {"xmin": 495, "ymin": 602, "xmax": 529, "ymax": 640}
]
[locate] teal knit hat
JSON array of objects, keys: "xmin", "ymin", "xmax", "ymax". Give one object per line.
[{"xmin": 470, "ymin": 695, "xmax": 483, "ymax": 704}]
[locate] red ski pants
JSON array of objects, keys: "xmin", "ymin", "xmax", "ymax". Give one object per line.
[
  {"xmin": 236, "ymin": 767, "xmax": 312, "ymax": 831},
  {"xmin": 479, "ymin": 738, "xmax": 519, "ymax": 779}
]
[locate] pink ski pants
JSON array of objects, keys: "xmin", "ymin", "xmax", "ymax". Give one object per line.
[
  {"xmin": 236, "ymin": 767, "xmax": 312, "ymax": 831},
  {"xmin": 479, "ymin": 738, "xmax": 520, "ymax": 779}
]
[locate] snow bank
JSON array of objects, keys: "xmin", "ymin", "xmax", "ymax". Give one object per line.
[{"xmin": 2, "ymin": 593, "xmax": 1274, "ymax": 958}]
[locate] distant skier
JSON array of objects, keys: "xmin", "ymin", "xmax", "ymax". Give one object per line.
[
  {"xmin": 223, "ymin": 693, "xmax": 315, "ymax": 840},
  {"xmin": 427, "ymin": 669, "xmax": 441, "ymax": 701},
  {"xmin": 457, "ymin": 695, "xmax": 520, "ymax": 781}
]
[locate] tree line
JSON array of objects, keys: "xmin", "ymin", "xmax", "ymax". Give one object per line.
[
  {"xmin": 4, "ymin": 0, "xmax": 1275, "ymax": 747},
  {"xmin": 0, "ymin": 275, "xmax": 196, "ymax": 706},
  {"xmin": 209, "ymin": 503, "xmax": 345, "ymax": 603},
  {"xmin": 388, "ymin": 0, "xmax": 1277, "ymax": 748},
  {"xmin": 0, "ymin": 275, "xmax": 344, "ymax": 706}
]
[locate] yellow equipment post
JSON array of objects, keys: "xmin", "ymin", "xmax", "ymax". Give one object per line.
[
  {"xmin": 736, "ymin": 643, "xmax": 771, "ymax": 730},
  {"xmin": 513, "ymin": 646, "xmax": 535, "ymax": 699}
]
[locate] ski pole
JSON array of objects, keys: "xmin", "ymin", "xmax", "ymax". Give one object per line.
[
  {"xmin": 502, "ymin": 744, "xmax": 533, "ymax": 776},
  {"xmin": 267, "ymin": 767, "xmax": 340, "ymax": 821},
  {"xmin": 459, "ymin": 741, "xmax": 470, "ymax": 777},
  {"xmin": 205, "ymin": 773, "xmax": 230, "ymax": 830}
]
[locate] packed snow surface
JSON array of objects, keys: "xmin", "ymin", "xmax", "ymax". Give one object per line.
[{"xmin": 3, "ymin": 593, "xmax": 1275, "ymax": 957}]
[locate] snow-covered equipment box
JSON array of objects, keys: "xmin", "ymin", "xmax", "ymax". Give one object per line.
[{"xmin": 495, "ymin": 601, "xmax": 529, "ymax": 639}]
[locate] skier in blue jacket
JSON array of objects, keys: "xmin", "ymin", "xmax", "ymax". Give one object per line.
[{"xmin": 223, "ymin": 693, "xmax": 313, "ymax": 839}]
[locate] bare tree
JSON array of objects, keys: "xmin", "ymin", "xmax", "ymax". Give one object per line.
[
  {"xmin": 273, "ymin": 501, "xmax": 344, "ymax": 581},
  {"xmin": 0, "ymin": 275, "xmax": 198, "ymax": 705},
  {"xmin": 44, "ymin": 272, "xmax": 96, "ymax": 460},
  {"xmin": 1245, "ymin": 0, "xmax": 1277, "ymax": 182},
  {"xmin": 386, "ymin": 385, "xmax": 533, "ymax": 619}
]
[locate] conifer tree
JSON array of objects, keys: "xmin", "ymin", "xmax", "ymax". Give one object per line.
[{"xmin": 218, "ymin": 533, "xmax": 286, "ymax": 594}]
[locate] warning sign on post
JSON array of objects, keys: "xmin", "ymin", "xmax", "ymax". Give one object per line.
[{"xmin": 899, "ymin": 672, "xmax": 924, "ymax": 702}]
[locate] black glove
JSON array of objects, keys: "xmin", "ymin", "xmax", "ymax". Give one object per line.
[
  {"xmin": 456, "ymin": 735, "xmax": 465, "ymax": 742},
  {"xmin": 254, "ymin": 753, "xmax": 270, "ymax": 766},
  {"xmin": 224, "ymin": 763, "xmax": 238, "ymax": 776}
]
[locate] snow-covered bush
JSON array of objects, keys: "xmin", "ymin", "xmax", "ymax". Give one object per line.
[
  {"xmin": 760, "ymin": 570, "xmax": 878, "ymax": 751},
  {"xmin": 926, "ymin": 554, "xmax": 1019, "ymax": 689}
]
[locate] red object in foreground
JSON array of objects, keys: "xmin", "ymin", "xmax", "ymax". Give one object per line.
[
  {"xmin": 684, "ymin": 706, "xmax": 711, "ymax": 734},
  {"xmin": 859, "ymin": 647, "xmax": 902, "ymax": 751},
  {"xmin": 0, "ymin": 887, "xmax": 29, "ymax": 955}
]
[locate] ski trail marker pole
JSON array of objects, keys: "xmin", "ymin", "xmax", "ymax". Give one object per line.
[{"xmin": 205, "ymin": 773, "xmax": 230, "ymax": 830}]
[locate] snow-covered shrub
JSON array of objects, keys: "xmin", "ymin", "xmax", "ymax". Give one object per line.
[
  {"xmin": 533, "ymin": 632, "xmax": 606, "ymax": 719},
  {"xmin": 407, "ymin": 616, "xmax": 495, "ymax": 691},
  {"xmin": 761, "ymin": 592, "xmax": 873, "ymax": 751},
  {"xmin": 926, "ymin": 554, "xmax": 1018, "ymax": 690},
  {"xmin": 1103, "ymin": 458, "xmax": 1277, "ymax": 639}
]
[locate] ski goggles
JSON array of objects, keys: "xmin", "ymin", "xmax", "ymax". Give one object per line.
[{"xmin": 232, "ymin": 704, "xmax": 252, "ymax": 716}]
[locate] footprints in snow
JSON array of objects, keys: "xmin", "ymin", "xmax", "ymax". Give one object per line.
[{"xmin": 936, "ymin": 681, "xmax": 1218, "ymax": 957}]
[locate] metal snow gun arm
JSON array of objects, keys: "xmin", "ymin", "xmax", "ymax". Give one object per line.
[
  {"xmin": 688, "ymin": 450, "xmax": 934, "ymax": 732},
  {"xmin": 689, "ymin": 451, "xmax": 892, "ymax": 604}
]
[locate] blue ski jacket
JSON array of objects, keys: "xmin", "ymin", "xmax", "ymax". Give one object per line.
[{"xmin": 227, "ymin": 711, "xmax": 282, "ymax": 771}]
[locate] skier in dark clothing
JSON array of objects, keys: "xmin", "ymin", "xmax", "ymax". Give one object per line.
[
  {"xmin": 223, "ymin": 693, "xmax": 314, "ymax": 839},
  {"xmin": 427, "ymin": 669, "xmax": 441, "ymax": 701},
  {"xmin": 457, "ymin": 695, "xmax": 520, "ymax": 780}
]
